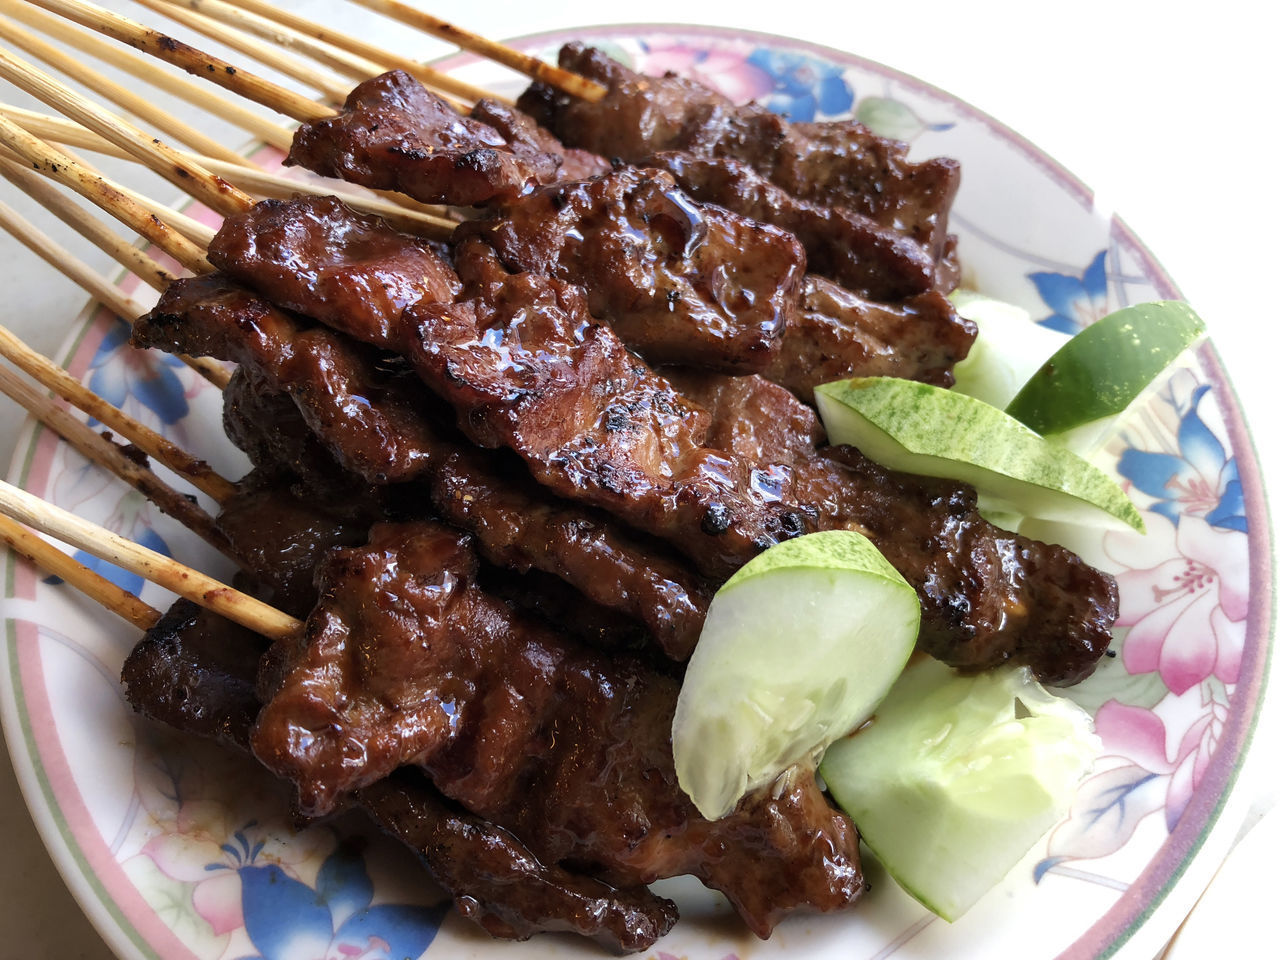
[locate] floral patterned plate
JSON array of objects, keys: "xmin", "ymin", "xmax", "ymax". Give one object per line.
[{"xmin": 1, "ymin": 23, "xmax": 1272, "ymax": 960}]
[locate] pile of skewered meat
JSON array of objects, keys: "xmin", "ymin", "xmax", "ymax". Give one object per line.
[{"xmin": 119, "ymin": 44, "xmax": 1119, "ymax": 953}]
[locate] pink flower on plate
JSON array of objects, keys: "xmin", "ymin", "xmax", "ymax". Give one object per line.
[
  {"xmin": 1106, "ymin": 511, "xmax": 1248, "ymax": 696},
  {"xmin": 634, "ymin": 42, "xmax": 774, "ymax": 102}
]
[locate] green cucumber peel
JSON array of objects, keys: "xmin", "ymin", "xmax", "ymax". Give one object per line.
[
  {"xmin": 815, "ymin": 377, "xmax": 1144, "ymax": 533},
  {"xmin": 673, "ymin": 530, "xmax": 919, "ymax": 821},
  {"xmin": 1005, "ymin": 300, "xmax": 1206, "ymax": 436}
]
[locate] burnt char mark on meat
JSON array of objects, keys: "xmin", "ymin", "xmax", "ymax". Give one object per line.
[
  {"xmin": 469, "ymin": 98, "xmax": 612, "ymax": 182},
  {"xmin": 358, "ymin": 772, "xmax": 678, "ymax": 952},
  {"xmin": 435, "ymin": 446, "xmax": 712, "ymax": 660},
  {"xmin": 405, "ymin": 240, "xmax": 812, "ymax": 578},
  {"xmin": 124, "ymin": 597, "xmax": 678, "ymax": 953},
  {"xmin": 648, "ymin": 150, "xmax": 937, "ymax": 300},
  {"xmin": 287, "ymin": 71, "xmax": 561, "ymax": 205},
  {"xmin": 135, "ymin": 273, "xmax": 443, "ymax": 484},
  {"xmin": 122, "ymin": 599, "xmax": 263, "ymax": 750},
  {"xmin": 768, "ymin": 276, "xmax": 977, "ymax": 402},
  {"xmin": 669, "ymin": 372, "xmax": 1117, "ymax": 685},
  {"xmin": 519, "ymin": 43, "xmax": 960, "ymax": 260},
  {"xmin": 206, "ymin": 196, "xmax": 460, "ymax": 351},
  {"xmin": 252, "ymin": 521, "xmax": 865, "ymax": 935},
  {"xmin": 456, "ymin": 166, "xmax": 805, "ymax": 374}
]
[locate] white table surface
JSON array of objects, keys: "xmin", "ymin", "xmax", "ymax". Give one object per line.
[{"xmin": 0, "ymin": 1, "xmax": 1276, "ymax": 957}]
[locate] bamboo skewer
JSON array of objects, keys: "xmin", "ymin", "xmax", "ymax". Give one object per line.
[
  {"xmin": 156, "ymin": 0, "xmax": 397, "ymax": 87},
  {"xmin": 343, "ymin": 0, "xmax": 606, "ymax": 101},
  {"xmin": 0, "ymin": 365, "xmax": 230, "ymax": 551},
  {"xmin": 127, "ymin": 0, "xmax": 354, "ymax": 104},
  {"xmin": 1, "ymin": 107, "xmax": 455, "ymax": 238},
  {"xmin": 26, "ymin": 0, "xmax": 334, "ymax": 123},
  {"xmin": 0, "ymin": 114, "xmax": 212, "ymax": 272},
  {"xmin": 0, "ymin": 0, "xmax": 295, "ymax": 151},
  {"xmin": 0, "ymin": 12, "xmax": 259, "ymax": 169},
  {"xmin": 0, "ymin": 479, "xmax": 300, "ymax": 639},
  {"xmin": 0, "ymin": 153, "xmax": 178, "ymax": 291},
  {"xmin": 0, "ymin": 512, "xmax": 160, "ymax": 629},
  {"xmin": 219, "ymin": 0, "xmax": 500, "ymax": 104},
  {"xmin": 0, "ymin": 45, "xmax": 254, "ymax": 217}
]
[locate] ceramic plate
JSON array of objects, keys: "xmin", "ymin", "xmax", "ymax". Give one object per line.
[{"xmin": 1, "ymin": 24, "xmax": 1272, "ymax": 960}]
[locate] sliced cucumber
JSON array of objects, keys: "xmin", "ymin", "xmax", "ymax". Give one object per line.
[
  {"xmin": 820, "ymin": 659, "xmax": 1099, "ymax": 921},
  {"xmin": 949, "ymin": 290, "xmax": 1071, "ymax": 409},
  {"xmin": 1006, "ymin": 300, "xmax": 1206, "ymax": 437},
  {"xmin": 672, "ymin": 531, "xmax": 919, "ymax": 821},
  {"xmin": 814, "ymin": 378, "xmax": 1144, "ymax": 532}
]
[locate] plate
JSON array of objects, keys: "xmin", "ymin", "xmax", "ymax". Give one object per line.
[{"xmin": 0, "ymin": 22, "xmax": 1272, "ymax": 960}]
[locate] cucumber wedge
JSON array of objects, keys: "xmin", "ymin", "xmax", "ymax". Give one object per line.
[
  {"xmin": 820, "ymin": 659, "xmax": 1099, "ymax": 921},
  {"xmin": 672, "ymin": 531, "xmax": 919, "ymax": 820},
  {"xmin": 949, "ymin": 290, "xmax": 1071, "ymax": 409},
  {"xmin": 814, "ymin": 378, "xmax": 1144, "ymax": 532},
  {"xmin": 1005, "ymin": 300, "xmax": 1206, "ymax": 437}
]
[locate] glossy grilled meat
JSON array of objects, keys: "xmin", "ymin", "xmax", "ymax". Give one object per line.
[
  {"xmin": 252, "ymin": 521, "xmax": 865, "ymax": 935},
  {"xmin": 769, "ymin": 276, "xmax": 976, "ymax": 401},
  {"xmin": 518, "ymin": 43, "xmax": 960, "ymax": 260},
  {"xmin": 648, "ymin": 150, "xmax": 942, "ymax": 300},
  {"xmin": 357, "ymin": 774, "xmax": 678, "ymax": 950},
  {"xmin": 404, "ymin": 241, "xmax": 811, "ymax": 577},
  {"xmin": 133, "ymin": 273, "xmax": 443, "ymax": 484},
  {"xmin": 207, "ymin": 196, "xmax": 460, "ymax": 351},
  {"xmin": 122, "ymin": 596, "xmax": 679, "ymax": 953},
  {"xmin": 469, "ymin": 97, "xmax": 612, "ymax": 182},
  {"xmin": 671, "ymin": 371, "xmax": 1118, "ymax": 684},
  {"xmin": 287, "ymin": 71, "xmax": 563, "ymax": 205},
  {"xmin": 457, "ymin": 166, "xmax": 805, "ymax": 373}
]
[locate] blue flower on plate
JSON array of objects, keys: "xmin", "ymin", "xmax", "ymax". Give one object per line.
[
  {"xmin": 1117, "ymin": 384, "xmax": 1247, "ymax": 533},
  {"xmin": 235, "ymin": 842, "xmax": 445, "ymax": 960},
  {"xmin": 745, "ymin": 49, "xmax": 854, "ymax": 121},
  {"xmin": 70, "ymin": 526, "xmax": 172, "ymax": 597},
  {"xmin": 88, "ymin": 319, "xmax": 189, "ymax": 426},
  {"xmin": 1028, "ymin": 250, "xmax": 1108, "ymax": 334}
]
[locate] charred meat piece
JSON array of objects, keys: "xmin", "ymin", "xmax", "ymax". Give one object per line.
[
  {"xmin": 124, "ymin": 597, "xmax": 679, "ymax": 953},
  {"xmin": 252, "ymin": 521, "xmax": 865, "ymax": 935},
  {"xmin": 358, "ymin": 774, "xmax": 678, "ymax": 951},
  {"xmin": 138, "ymin": 274, "xmax": 715, "ymax": 658},
  {"xmin": 768, "ymin": 276, "xmax": 976, "ymax": 402},
  {"xmin": 207, "ymin": 196, "xmax": 460, "ymax": 351},
  {"xmin": 469, "ymin": 97, "xmax": 612, "ymax": 182},
  {"xmin": 457, "ymin": 166, "xmax": 805, "ymax": 373},
  {"xmin": 648, "ymin": 150, "xmax": 940, "ymax": 300},
  {"xmin": 670, "ymin": 371, "xmax": 1118, "ymax": 685},
  {"xmin": 134, "ymin": 273, "xmax": 444, "ymax": 484},
  {"xmin": 288, "ymin": 71, "xmax": 563, "ymax": 205},
  {"xmin": 435, "ymin": 446, "xmax": 712, "ymax": 660},
  {"xmin": 519, "ymin": 43, "xmax": 960, "ymax": 260},
  {"xmin": 404, "ymin": 241, "xmax": 811, "ymax": 577}
]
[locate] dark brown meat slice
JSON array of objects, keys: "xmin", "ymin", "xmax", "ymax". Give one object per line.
[
  {"xmin": 435, "ymin": 446, "xmax": 712, "ymax": 660},
  {"xmin": 358, "ymin": 773, "xmax": 678, "ymax": 951},
  {"xmin": 404, "ymin": 241, "xmax": 811, "ymax": 578},
  {"xmin": 669, "ymin": 371, "xmax": 1118, "ymax": 685},
  {"xmin": 768, "ymin": 276, "xmax": 976, "ymax": 402},
  {"xmin": 648, "ymin": 150, "xmax": 937, "ymax": 300},
  {"xmin": 469, "ymin": 98, "xmax": 612, "ymax": 182},
  {"xmin": 287, "ymin": 71, "xmax": 561, "ymax": 205},
  {"xmin": 456, "ymin": 166, "xmax": 805, "ymax": 373},
  {"xmin": 519, "ymin": 43, "xmax": 960, "ymax": 259},
  {"xmin": 252, "ymin": 521, "xmax": 865, "ymax": 935},
  {"xmin": 137, "ymin": 273, "xmax": 715, "ymax": 658},
  {"xmin": 206, "ymin": 196, "xmax": 460, "ymax": 351},
  {"xmin": 123, "ymin": 598, "xmax": 678, "ymax": 953},
  {"xmin": 134, "ymin": 273, "xmax": 444, "ymax": 484}
]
